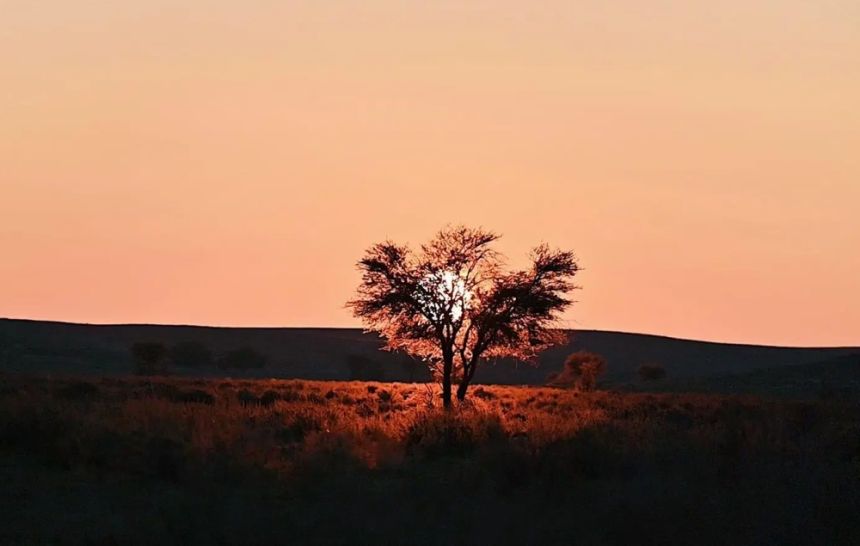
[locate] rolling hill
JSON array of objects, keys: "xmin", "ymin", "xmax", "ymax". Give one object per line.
[{"xmin": 2, "ymin": 318, "xmax": 858, "ymax": 393}]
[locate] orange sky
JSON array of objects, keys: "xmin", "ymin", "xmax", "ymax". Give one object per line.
[{"xmin": 2, "ymin": 1, "xmax": 859, "ymax": 346}]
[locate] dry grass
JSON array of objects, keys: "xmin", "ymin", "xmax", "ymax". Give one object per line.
[{"xmin": 1, "ymin": 373, "xmax": 859, "ymax": 545}]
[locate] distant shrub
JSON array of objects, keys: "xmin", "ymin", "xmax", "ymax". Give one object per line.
[
  {"xmin": 218, "ymin": 347, "xmax": 267, "ymax": 369},
  {"xmin": 549, "ymin": 351, "xmax": 606, "ymax": 391},
  {"xmin": 638, "ymin": 364, "xmax": 667, "ymax": 382},
  {"xmin": 131, "ymin": 342, "xmax": 169, "ymax": 376},
  {"xmin": 173, "ymin": 389, "xmax": 215, "ymax": 405},
  {"xmin": 473, "ymin": 387, "xmax": 496, "ymax": 400},
  {"xmin": 170, "ymin": 341, "xmax": 213, "ymax": 368},
  {"xmin": 238, "ymin": 389, "xmax": 259, "ymax": 405},
  {"xmin": 259, "ymin": 390, "xmax": 280, "ymax": 407}
]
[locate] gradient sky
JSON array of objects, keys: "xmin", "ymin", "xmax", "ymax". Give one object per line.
[{"xmin": 2, "ymin": 1, "xmax": 859, "ymax": 346}]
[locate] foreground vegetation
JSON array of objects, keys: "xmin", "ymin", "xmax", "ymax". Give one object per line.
[{"xmin": 1, "ymin": 374, "xmax": 859, "ymax": 545}]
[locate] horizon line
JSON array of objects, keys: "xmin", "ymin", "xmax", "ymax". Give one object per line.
[{"xmin": 2, "ymin": 316, "xmax": 858, "ymax": 351}]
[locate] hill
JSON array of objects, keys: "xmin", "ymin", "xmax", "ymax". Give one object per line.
[
  {"xmin": 649, "ymin": 353, "xmax": 860, "ymax": 399},
  {"xmin": 2, "ymin": 318, "xmax": 857, "ymax": 391}
]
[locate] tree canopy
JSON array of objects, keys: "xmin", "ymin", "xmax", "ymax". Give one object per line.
[{"xmin": 348, "ymin": 225, "xmax": 579, "ymax": 407}]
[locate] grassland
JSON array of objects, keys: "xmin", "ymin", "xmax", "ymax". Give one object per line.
[{"xmin": 1, "ymin": 374, "xmax": 859, "ymax": 545}]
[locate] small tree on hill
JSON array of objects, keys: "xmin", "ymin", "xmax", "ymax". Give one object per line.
[
  {"xmin": 131, "ymin": 342, "xmax": 169, "ymax": 376},
  {"xmin": 550, "ymin": 351, "xmax": 606, "ymax": 391},
  {"xmin": 348, "ymin": 225, "xmax": 580, "ymax": 408}
]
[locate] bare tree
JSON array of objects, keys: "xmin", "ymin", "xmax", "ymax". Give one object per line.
[{"xmin": 348, "ymin": 225, "xmax": 579, "ymax": 408}]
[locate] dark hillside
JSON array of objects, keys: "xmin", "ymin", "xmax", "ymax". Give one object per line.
[{"xmin": 1, "ymin": 318, "xmax": 857, "ymax": 388}]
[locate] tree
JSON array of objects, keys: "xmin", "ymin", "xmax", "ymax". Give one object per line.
[
  {"xmin": 131, "ymin": 342, "xmax": 169, "ymax": 376},
  {"xmin": 348, "ymin": 225, "xmax": 579, "ymax": 408},
  {"xmin": 549, "ymin": 351, "xmax": 606, "ymax": 391},
  {"xmin": 638, "ymin": 364, "xmax": 666, "ymax": 381},
  {"xmin": 169, "ymin": 341, "xmax": 213, "ymax": 368}
]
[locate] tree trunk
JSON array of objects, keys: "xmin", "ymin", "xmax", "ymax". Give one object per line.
[
  {"xmin": 456, "ymin": 381, "xmax": 469, "ymax": 401},
  {"xmin": 456, "ymin": 359, "xmax": 478, "ymax": 401},
  {"xmin": 441, "ymin": 354, "xmax": 453, "ymax": 409}
]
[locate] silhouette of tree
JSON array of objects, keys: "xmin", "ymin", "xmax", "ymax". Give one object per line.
[
  {"xmin": 131, "ymin": 342, "xmax": 169, "ymax": 376},
  {"xmin": 549, "ymin": 351, "xmax": 606, "ymax": 391},
  {"xmin": 348, "ymin": 225, "xmax": 579, "ymax": 408}
]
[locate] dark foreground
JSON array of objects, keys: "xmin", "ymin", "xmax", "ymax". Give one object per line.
[{"xmin": 1, "ymin": 374, "xmax": 858, "ymax": 545}]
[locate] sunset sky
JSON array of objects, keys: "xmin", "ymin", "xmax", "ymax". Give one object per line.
[{"xmin": 2, "ymin": 1, "xmax": 859, "ymax": 346}]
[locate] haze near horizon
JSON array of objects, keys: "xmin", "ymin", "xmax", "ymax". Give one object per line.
[{"xmin": 2, "ymin": 1, "xmax": 859, "ymax": 346}]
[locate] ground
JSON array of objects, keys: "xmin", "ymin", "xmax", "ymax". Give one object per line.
[{"xmin": 1, "ymin": 374, "xmax": 859, "ymax": 545}]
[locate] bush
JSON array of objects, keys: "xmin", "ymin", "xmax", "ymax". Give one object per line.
[
  {"xmin": 549, "ymin": 351, "xmax": 606, "ymax": 391},
  {"xmin": 170, "ymin": 341, "xmax": 213, "ymax": 368},
  {"xmin": 639, "ymin": 364, "xmax": 667, "ymax": 381},
  {"xmin": 173, "ymin": 389, "xmax": 215, "ymax": 405},
  {"xmin": 131, "ymin": 342, "xmax": 169, "ymax": 376},
  {"xmin": 218, "ymin": 347, "xmax": 267, "ymax": 369}
]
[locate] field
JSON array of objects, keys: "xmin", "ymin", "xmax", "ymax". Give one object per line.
[{"xmin": 1, "ymin": 374, "xmax": 859, "ymax": 545}]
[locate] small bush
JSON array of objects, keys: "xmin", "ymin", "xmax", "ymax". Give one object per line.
[
  {"xmin": 259, "ymin": 390, "xmax": 280, "ymax": 407},
  {"xmin": 549, "ymin": 351, "xmax": 607, "ymax": 391},
  {"xmin": 173, "ymin": 389, "xmax": 215, "ymax": 405},
  {"xmin": 238, "ymin": 389, "xmax": 259, "ymax": 405},
  {"xmin": 473, "ymin": 387, "xmax": 496, "ymax": 400}
]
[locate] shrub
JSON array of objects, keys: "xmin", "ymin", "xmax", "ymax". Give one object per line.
[
  {"xmin": 238, "ymin": 389, "xmax": 259, "ymax": 405},
  {"xmin": 639, "ymin": 364, "xmax": 667, "ymax": 381},
  {"xmin": 259, "ymin": 390, "xmax": 280, "ymax": 407},
  {"xmin": 173, "ymin": 389, "xmax": 215, "ymax": 405},
  {"xmin": 549, "ymin": 351, "xmax": 606, "ymax": 391},
  {"xmin": 170, "ymin": 341, "xmax": 213, "ymax": 368},
  {"xmin": 473, "ymin": 387, "xmax": 496, "ymax": 400},
  {"xmin": 131, "ymin": 342, "xmax": 169, "ymax": 376},
  {"xmin": 377, "ymin": 389, "xmax": 392, "ymax": 402}
]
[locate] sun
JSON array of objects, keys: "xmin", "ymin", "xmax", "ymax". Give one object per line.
[{"xmin": 419, "ymin": 270, "xmax": 472, "ymax": 322}]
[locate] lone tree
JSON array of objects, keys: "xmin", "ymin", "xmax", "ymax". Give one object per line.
[
  {"xmin": 549, "ymin": 351, "xmax": 606, "ymax": 391},
  {"xmin": 348, "ymin": 225, "xmax": 579, "ymax": 408}
]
